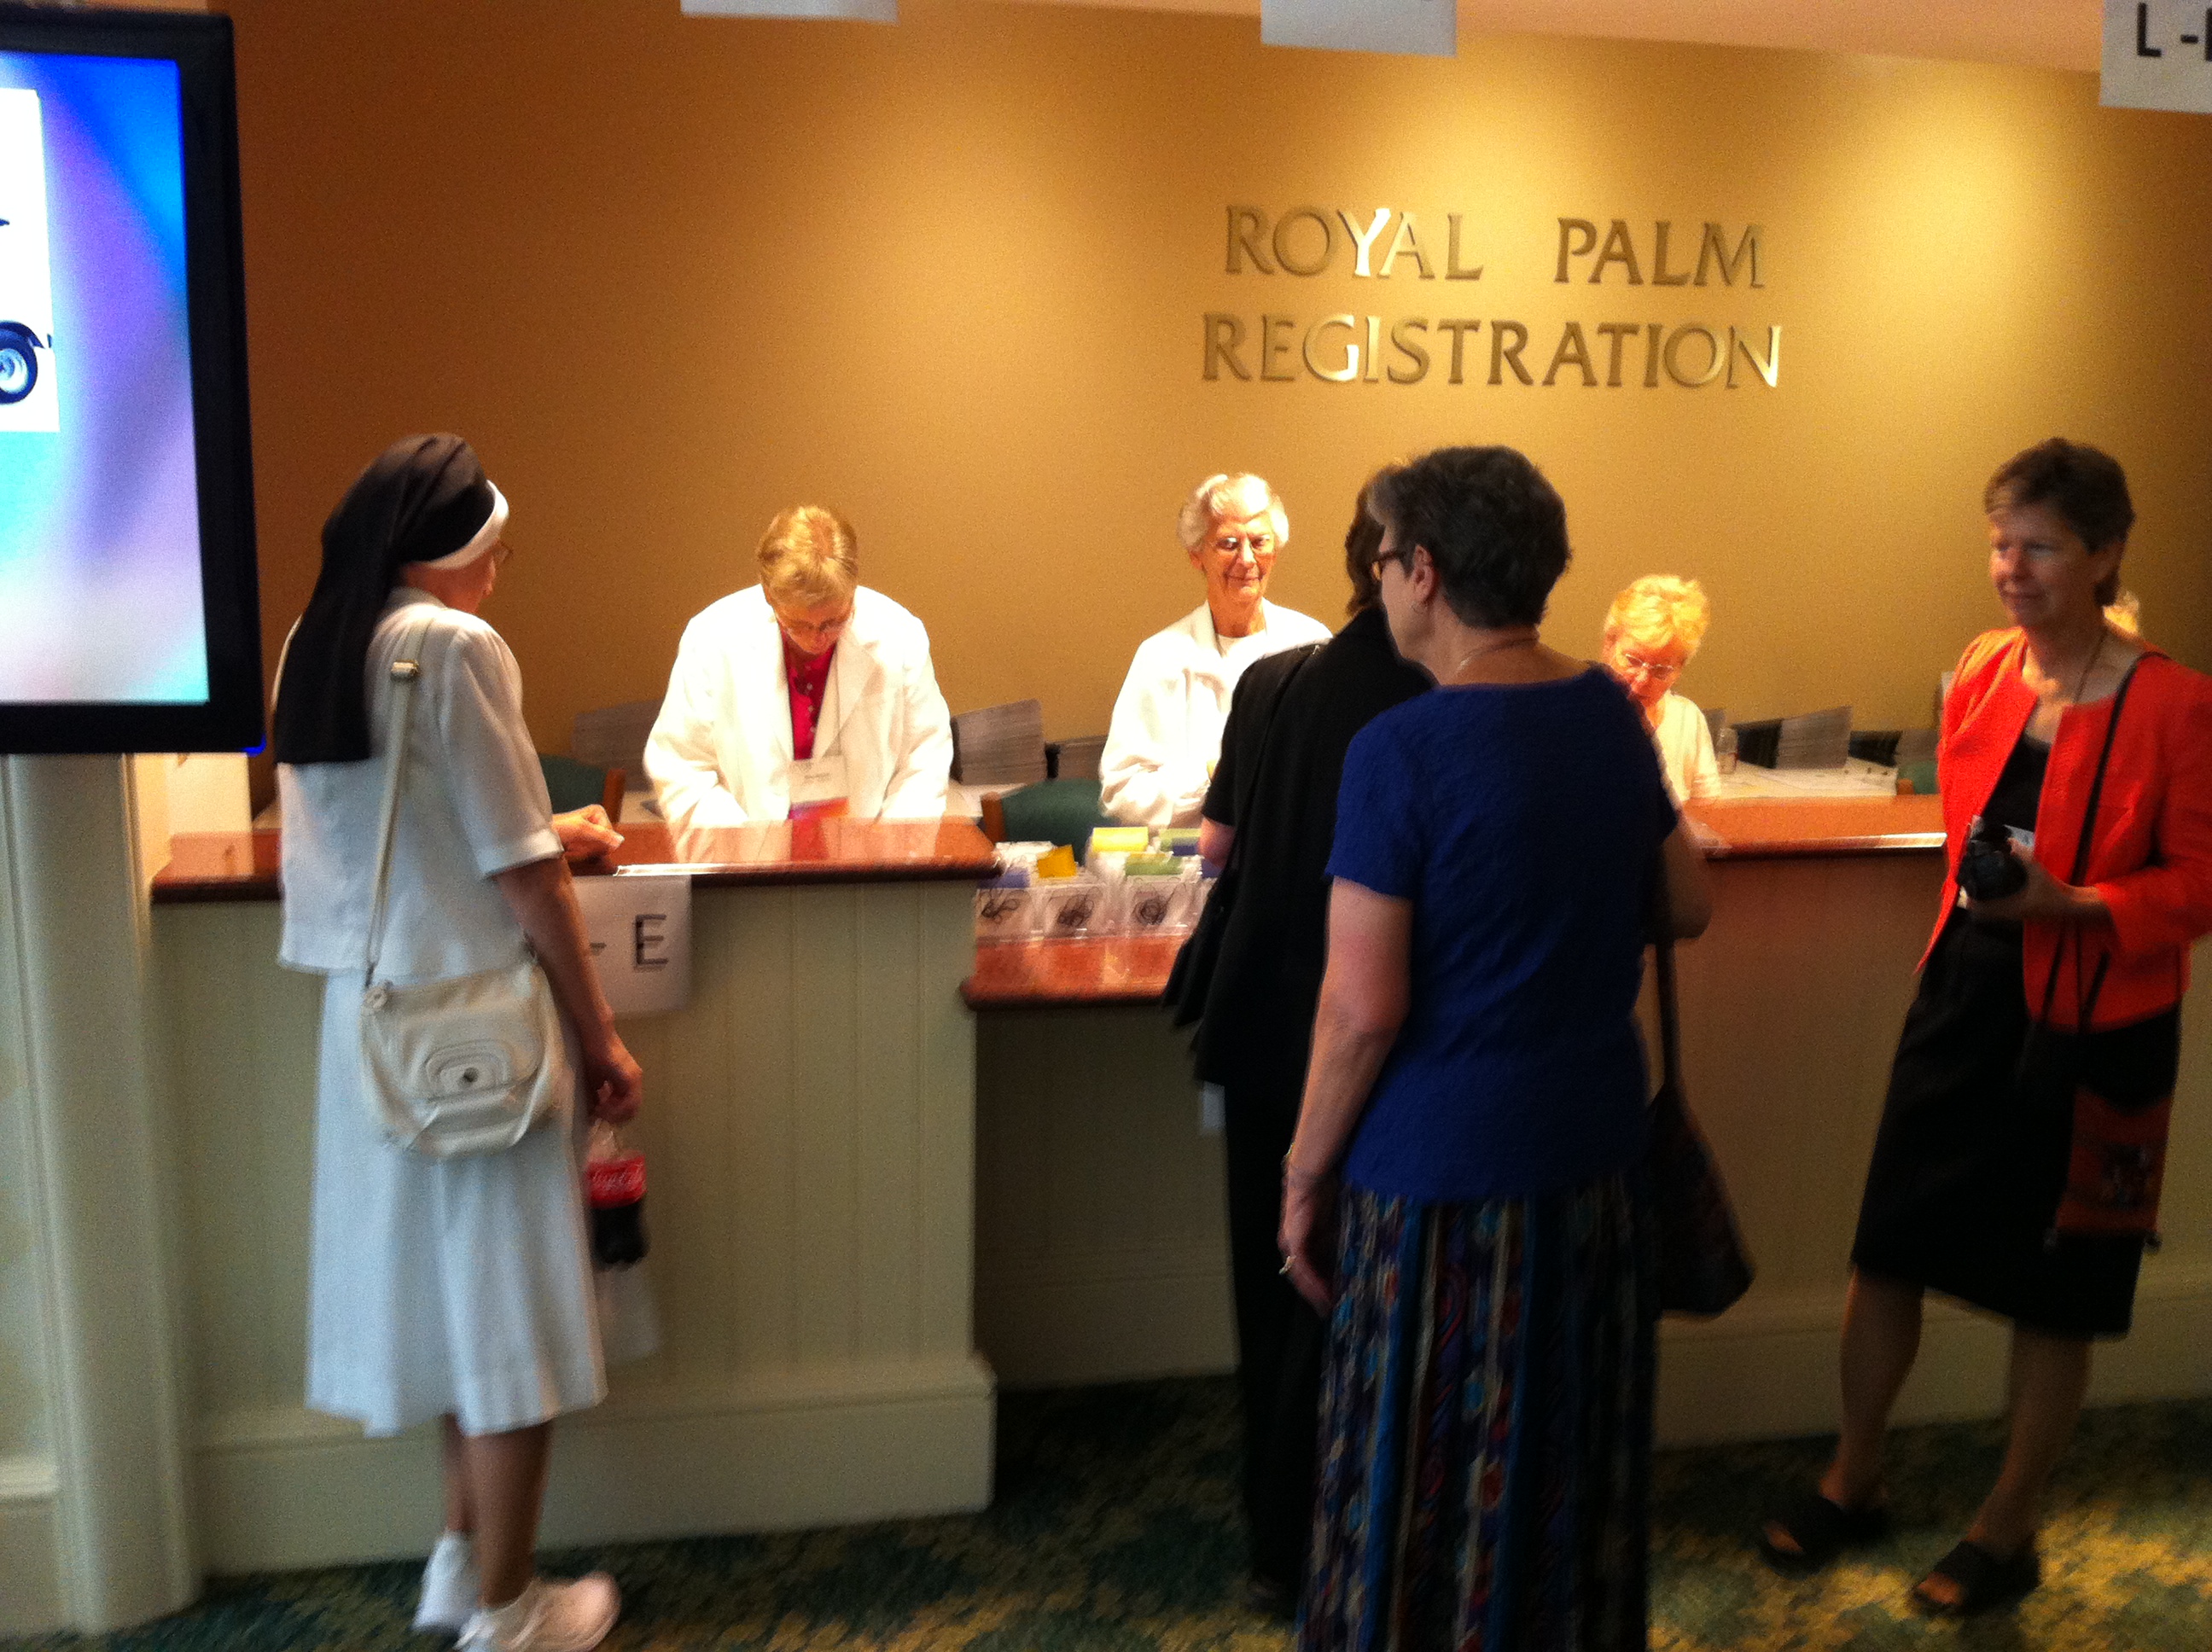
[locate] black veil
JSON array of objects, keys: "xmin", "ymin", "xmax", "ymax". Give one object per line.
[{"xmin": 271, "ymin": 434, "xmax": 498, "ymax": 765}]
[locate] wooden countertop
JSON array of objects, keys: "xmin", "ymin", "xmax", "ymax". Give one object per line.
[
  {"xmin": 961, "ymin": 794, "xmax": 1948, "ymax": 1009},
  {"xmin": 1685, "ymin": 794, "xmax": 1946, "ymax": 859},
  {"xmin": 962, "ymin": 934, "xmax": 1185, "ymax": 1009},
  {"xmin": 149, "ymin": 819, "xmax": 998, "ymax": 905}
]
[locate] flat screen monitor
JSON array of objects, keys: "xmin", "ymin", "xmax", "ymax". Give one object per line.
[{"xmin": 0, "ymin": 6, "xmax": 259, "ymax": 754}]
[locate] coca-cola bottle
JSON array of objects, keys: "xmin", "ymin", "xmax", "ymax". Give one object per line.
[{"xmin": 586, "ymin": 1121, "xmax": 649, "ymax": 1268}]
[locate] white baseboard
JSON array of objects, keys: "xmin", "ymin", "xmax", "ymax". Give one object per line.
[
  {"xmin": 983, "ymin": 1254, "xmax": 2212, "ymax": 1449},
  {"xmin": 1656, "ymin": 1259, "xmax": 2212, "ymax": 1445},
  {"xmin": 192, "ymin": 1357, "xmax": 997, "ymax": 1573},
  {"xmin": 0, "ymin": 1455, "xmax": 62, "ymax": 1636},
  {"xmin": 980, "ymin": 1254, "xmax": 1237, "ymax": 1388}
]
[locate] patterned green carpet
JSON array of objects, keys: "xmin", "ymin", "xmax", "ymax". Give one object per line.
[{"xmin": 8, "ymin": 1378, "xmax": 2209, "ymax": 1650}]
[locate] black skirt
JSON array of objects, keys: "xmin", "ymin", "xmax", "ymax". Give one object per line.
[{"xmin": 1852, "ymin": 909, "xmax": 2151, "ymax": 1338}]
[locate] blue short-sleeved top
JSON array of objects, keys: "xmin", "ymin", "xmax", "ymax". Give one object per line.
[{"xmin": 1326, "ymin": 667, "xmax": 1677, "ymax": 1201}]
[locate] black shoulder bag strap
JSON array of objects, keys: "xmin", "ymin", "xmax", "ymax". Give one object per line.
[{"xmin": 2031, "ymin": 654, "xmax": 2143, "ymax": 1036}]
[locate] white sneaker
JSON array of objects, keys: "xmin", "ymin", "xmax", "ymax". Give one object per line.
[
  {"xmin": 457, "ymin": 1573, "xmax": 620, "ymax": 1652},
  {"xmin": 413, "ymin": 1532, "xmax": 481, "ymax": 1634}
]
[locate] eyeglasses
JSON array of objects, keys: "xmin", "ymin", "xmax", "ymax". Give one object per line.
[
  {"xmin": 490, "ymin": 541, "xmax": 514, "ymax": 569},
  {"xmin": 772, "ymin": 602, "xmax": 853, "ymax": 646},
  {"xmin": 1613, "ymin": 649, "xmax": 1681, "ymax": 680},
  {"xmin": 1210, "ymin": 533, "xmax": 1276, "ymax": 560}
]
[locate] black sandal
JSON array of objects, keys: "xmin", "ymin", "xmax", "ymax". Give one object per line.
[
  {"xmin": 1756, "ymin": 1490, "xmax": 1891, "ymax": 1575},
  {"xmin": 1910, "ymin": 1539, "xmax": 2040, "ymax": 1616}
]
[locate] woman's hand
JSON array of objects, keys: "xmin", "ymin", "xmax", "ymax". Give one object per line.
[
  {"xmin": 492, "ymin": 856, "xmax": 644, "ymax": 1126},
  {"xmin": 554, "ymin": 805, "xmax": 623, "ymax": 867},
  {"xmin": 1279, "ymin": 1167, "xmax": 1340, "ymax": 1314},
  {"xmin": 1970, "ymin": 842, "xmax": 2109, "ymax": 926},
  {"xmin": 582, "ymin": 1032, "xmax": 644, "ymax": 1126}
]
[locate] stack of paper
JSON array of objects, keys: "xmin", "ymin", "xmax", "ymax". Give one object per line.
[
  {"xmin": 572, "ymin": 701, "xmax": 661, "ymax": 786},
  {"xmin": 1051, "ymin": 735, "xmax": 1107, "ymax": 780},
  {"xmin": 1730, "ymin": 707, "xmax": 1853, "ymax": 771},
  {"xmin": 951, "ymin": 700, "xmax": 1047, "ymax": 786},
  {"xmin": 1774, "ymin": 706, "xmax": 1852, "ymax": 769}
]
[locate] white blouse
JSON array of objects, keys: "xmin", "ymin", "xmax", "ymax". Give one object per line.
[
  {"xmin": 279, "ymin": 589, "xmax": 562, "ymax": 985},
  {"xmin": 1099, "ymin": 600, "xmax": 1333, "ymax": 826},
  {"xmin": 1652, "ymin": 690, "xmax": 1721, "ymax": 804}
]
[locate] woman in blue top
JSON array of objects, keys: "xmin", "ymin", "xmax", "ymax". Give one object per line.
[{"xmin": 1280, "ymin": 446, "xmax": 1712, "ymax": 1652}]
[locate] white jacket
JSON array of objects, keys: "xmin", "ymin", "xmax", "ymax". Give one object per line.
[
  {"xmin": 1098, "ymin": 600, "xmax": 1333, "ymax": 826},
  {"xmin": 644, "ymin": 585, "xmax": 953, "ymax": 852}
]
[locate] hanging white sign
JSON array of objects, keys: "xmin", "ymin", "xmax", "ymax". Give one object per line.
[
  {"xmin": 2104, "ymin": 2, "xmax": 2212, "ymax": 113},
  {"xmin": 574, "ymin": 872, "xmax": 692, "ymax": 1017},
  {"xmin": 1262, "ymin": 0, "xmax": 1453, "ymax": 59}
]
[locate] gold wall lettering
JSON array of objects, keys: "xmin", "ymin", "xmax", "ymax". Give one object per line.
[
  {"xmin": 1554, "ymin": 218, "xmax": 1762, "ymax": 287},
  {"xmin": 1203, "ymin": 314, "xmax": 1780, "ymax": 389},
  {"xmin": 1208, "ymin": 206, "xmax": 1778, "ymax": 387},
  {"xmin": 1226, "ymin": 205, "xmax": 1482, "ymax": 279}
]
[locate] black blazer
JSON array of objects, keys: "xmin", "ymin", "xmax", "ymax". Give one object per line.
[{"xmin": 1190, "ymin": 605, "xmax": 1429, "ymax": 1094}]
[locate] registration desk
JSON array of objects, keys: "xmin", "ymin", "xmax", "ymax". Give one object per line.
[
  {"xmin": 148, "ymin": 819, "xmax": 996, "ymax": 1573},
  {"xmin": 141, "ymin": 798, "xmax": 2212, "ymax": 1573},
  {"xmin": 963, "ymin": 795, "xmax": 2212, "ymax": 1446}
]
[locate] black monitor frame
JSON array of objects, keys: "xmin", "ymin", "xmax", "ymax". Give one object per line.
[{"xmin": 0, "ymin": 5, "xmax": 260, "ymax": 755}]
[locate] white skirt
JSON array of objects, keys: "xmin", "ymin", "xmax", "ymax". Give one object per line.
[{"xmin": 307, "ymin": 976, "xmax": 606, "ymax": 1437}]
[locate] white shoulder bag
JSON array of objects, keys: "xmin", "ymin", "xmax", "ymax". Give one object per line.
[{"xmin": 357, "ymin": 613, "xmax": 576, "ymax": 1156}]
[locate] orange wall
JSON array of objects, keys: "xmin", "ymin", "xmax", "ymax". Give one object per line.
[{"xmin": 224, "ymin": 0, "xmax": 2212, "ymax": 750}]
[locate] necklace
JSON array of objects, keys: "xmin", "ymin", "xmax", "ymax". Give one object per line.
[
  {"xmin": 2032, "ymin": 627, "xmax": 2104, "ymax": 708},
  {"xmin": 1447, "ymin": 629, "xmax": 1539, "ymax": 682},
  {"xmin": 2073, "ymin": 629, "xmax": 2105, "ymax": 707}
]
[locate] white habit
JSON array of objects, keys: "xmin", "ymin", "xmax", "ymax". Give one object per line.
[
  {"xmin": 1099, "ymin": 600, "xmax": 1332, "ymax": 826},
  {"xmin": 644, "ymin": 584, "xmax": 953, "ymax": 854},
  {"xmin": 279, "ymin": 589, "xmax": 603, "ymax": 1437}
]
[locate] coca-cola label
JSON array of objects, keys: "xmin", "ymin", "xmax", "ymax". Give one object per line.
[{"xmin": 588, "ymin": 1153, "xmax": 646, "ymax": 1207}]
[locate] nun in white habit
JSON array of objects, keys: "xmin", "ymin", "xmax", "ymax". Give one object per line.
[{"xmin": 274, "ymin": 434, "xmax": 641, "ymax": 1652}]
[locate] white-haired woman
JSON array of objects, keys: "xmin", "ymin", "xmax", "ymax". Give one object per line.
[
  {"xmin": 1604, "ymin": 573, "xmax": 1720, "ymax": 803},
  {"xmin": 1101, "ymin": 473, "xmax": 1333, "ymax": 825},
  {"xmin": 645, "ymin": 504, "xmax": 953, "ymax": 853}
]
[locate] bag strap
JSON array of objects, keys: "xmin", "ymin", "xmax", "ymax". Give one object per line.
[
  {"xmin": 364, "ymin": 611, "xmax": 437, "ymax": 983},
  {"xmin": 2034, "ymin": 652, "xmax": 2143, "ymax": 1030},
  {"xmin": 1653, "ymin": 929, "xmax": 1684, "ymax": 1096}
]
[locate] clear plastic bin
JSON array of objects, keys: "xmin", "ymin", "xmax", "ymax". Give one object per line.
[
  {"xmin": 1119, "ymin": 875, "xmax": 1195, "ymax": 935},
  {"xmin": 1037, "ymin": 880, "xmax": 1109, "ymax": 939},
  {"xmin": 975, "ymin": 885, "xmax": 1039, "ymax": 942}
]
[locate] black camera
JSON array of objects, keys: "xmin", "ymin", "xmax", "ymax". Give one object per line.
[{"xmin": 1958, "ymin": 815, "xmax": 2028, "ymax": 902}]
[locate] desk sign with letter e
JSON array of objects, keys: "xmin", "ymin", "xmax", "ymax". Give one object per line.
[
  {"xmin": 2105, "ymin": 2, "xmax": 2212, "ymax": 112},
  {"xmin": 573, "ymin": 872, "xmax": 691, "ymax": 1016}
]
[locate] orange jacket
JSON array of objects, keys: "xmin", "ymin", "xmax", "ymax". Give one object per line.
[{"xmin": 1930, "ymin": 629, "xmax": 2212, "ymax": 1028}]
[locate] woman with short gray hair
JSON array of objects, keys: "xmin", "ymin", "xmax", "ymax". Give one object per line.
[
  {"xmin": 1101, "ymin": 472, "xmax": 1330, "ymax": 825},
  {"xmin": 1281, "ymin": 445, "xmax": 1710, "ymax": 1650}
]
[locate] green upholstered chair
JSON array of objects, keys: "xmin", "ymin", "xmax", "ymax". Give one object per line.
[
  {"xmin": 538, "ymin": 753, "xmax": 624, "ymax": 817},
  {"xmin": 980, "ymin": 778, "xmax": 1111, "ymax": 858}
]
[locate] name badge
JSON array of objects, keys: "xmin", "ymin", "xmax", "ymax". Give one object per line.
[{"xmin": 785, "ymin": 753, "xmax": 850, "ymax": 807}]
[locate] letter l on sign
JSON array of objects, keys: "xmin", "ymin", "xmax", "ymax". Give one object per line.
[{"xmin": 2102, "ymin": 1, "xmax": 2212, "ymax": 110}]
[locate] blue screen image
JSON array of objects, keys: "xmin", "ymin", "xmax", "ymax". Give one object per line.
[{"xmin": 0, "ymin": 51, "xmax": 206, "ymax": 704}]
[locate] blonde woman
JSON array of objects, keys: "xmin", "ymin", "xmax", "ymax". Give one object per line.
[
  {"xmin": 645, "ymin": 505, "xmax": 953, "ymax": 850},
  {"xmin": 1603, "ymin": 574, "xmax": 1720, "ymax": 802}
]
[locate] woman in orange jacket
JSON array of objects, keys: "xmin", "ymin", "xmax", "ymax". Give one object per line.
[{"xmin": 1759, "ymin": 439, "xmax": 2212, "ymax": 1614}]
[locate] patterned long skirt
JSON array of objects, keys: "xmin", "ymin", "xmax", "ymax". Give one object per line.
[{"xmin": 1300, "ymin": 1172, "xmax": 1655, "ymax": 1652}]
